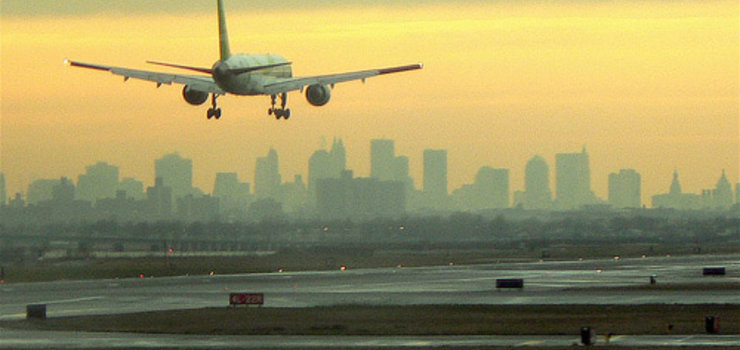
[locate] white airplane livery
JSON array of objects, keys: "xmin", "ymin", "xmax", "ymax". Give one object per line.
[{"xmin": 67, "ymin": 0, "xmax": 422, "ymax": 120}]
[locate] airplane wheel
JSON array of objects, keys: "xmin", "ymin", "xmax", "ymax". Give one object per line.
[
  {"xmin": 207, "ymin": 108, "xmax": 214, "ymax": 119},
  {"xmin": 215, "ymin": 108, "xmax": 222, "ymax": 119},
  {"xmin": 268, "ymin": 108, "xmax": 273, "ymax": 116},
  {"xmin": 285, "ymin": 109, "xmax": 291, "ymax": 119}
]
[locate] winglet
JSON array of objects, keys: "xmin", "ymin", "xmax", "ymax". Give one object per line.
[{"xmin": 218, "ymin": 0, "xmax": 231, "ymax": 60}]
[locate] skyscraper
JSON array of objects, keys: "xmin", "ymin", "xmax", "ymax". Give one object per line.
[
  {"xmin": 711, "ymin": 169, "xmax": 733, "ymax": 208},
  {"xmin": 329, "ymin": 138, "xmax": 346, "ymax": 177},
  {"xmin": 423, "ymin": 149, "xmax": 448, "ymax": 205},
  {"xmin": 555, "ymin": 147, "xmax": 596, "ymax": 209},
  {"xmin": 308, "ymin": 138, "xmax": 347, "ymax": 195},
  {"xmin": 155, "ymin": 153, "xmax": 193, "ymax": 200},
  {"xmin": 213, "ymin": 172, "xmax": 250, "ymax": 214},
  {"xmin": 608, "ymin": 169, "xmax": 641, "ymax": 208},
  {"xmin": 370, "ymin": 139, "xmax": 395, "ymax": 181},
  {"xmin": 76, "ymin": 161, "xmax": 119, "ymax": 204},
  {"xmin": 474, "ymin": 166, "xmax": 509, "ymax": 209},
  {"xmin": 254, "ymin": 148, "xmax": 281, "ymax": 199},
  {"xmin": 523, "ymin": 155, "xmax": 551, "ymax": 210}
]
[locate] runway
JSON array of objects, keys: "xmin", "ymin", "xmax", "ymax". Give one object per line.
[
  {"xmin": 0, "ymin": 254, "xmax": 737, "ymax": 348},
  {"xmin": 1, "ymin": 253, "xmax": 737, "ymax": 320},
  {"xmin": 1, "ymin": 329, "xmax": 739, "ymax": 349}
]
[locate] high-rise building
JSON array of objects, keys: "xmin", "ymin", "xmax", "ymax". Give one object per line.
[
  {"xmin": 155, "ymin": 153, "xmax": 193, "ymax": 200},
  {"xmin": 316, "ymin": 171, "xmax": 405, "ymax": 220},
  {"xmin": 423, "ymin": 149, "xmax": 448, "ymax": 205},
  {"xmin": 76, "ymin": 161, "xmax": 119, "ymax": 204},
  {"xmin": 213, "ymin": 172, "xmax": 250, "ymax": 215},
  {"xmin": 118, "ymin": 177, "xmax": 145, "ymax": 201},
  {"xmin": 523, "ymin": 155, "xmax": 551, "ymax": 210},
  {"xmin": 254, "ymin": 148, "xmax": 281, "ymax": 199},
  {"xmin": 308, "ymin": 138, "xmax": 347, "ymax": 195},
  {"xmin": 329, "ymin": 138, "xmax": 346, "ymax": 177},
  {"xmin": 555, "ymin": 147, "xmax": 596, "ymax": 209},
  {"xmin": 146, "ymin": 177, "xmax": 172, "ymax": 220},
  {"xmin": 712, "ymin": 170, "xmax": 733, "ymax": 208},
  {"xmin": 27, "ymin": 179, "xmax": 61, "ymax": 205},
  {"xmin": 608, "ymin": 169, "xmax": 641, "ymax": 208},
  {"xmin": 370, "ymin": 139, "xmax": 395, "ymax": 181},
  {"xmin": 474, "ymin": 166, "xmax": 509, "ymax": 209},
  {"xmin": 0, "ymin": 173, "xmax": 5, "ymax": 206}
]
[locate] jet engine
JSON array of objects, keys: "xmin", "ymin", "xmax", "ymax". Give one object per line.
[
  {"xmin": 305, "ymin": 84, "xmax": 331, "ymax": 106},
  {"xmin": 182, "ymin": 86, "xmax": 209, "ymax": 105}
]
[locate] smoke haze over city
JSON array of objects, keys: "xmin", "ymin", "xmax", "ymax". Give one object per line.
[{"xmin": 1, "ymin": 0, "xmax": 738, "ymax": 208}]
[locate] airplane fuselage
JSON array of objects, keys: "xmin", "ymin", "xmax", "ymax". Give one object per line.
[{"xmin": 212, "ymin": 53, "xmax": 291, "ymax": 95}]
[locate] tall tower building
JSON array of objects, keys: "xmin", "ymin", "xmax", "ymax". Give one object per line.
[
  {"xmin": 608, "ymin": 169, "xmax": 641, "ymax": 208},
  {"xmin": 329, "ymin": 138, "xmax": 346, "ymax": 177},
  {"xmin": 155, "ymin": 153, "xmax": 193, "ymax": 200},
  {"xmin": 523, "ymin": 155, "xmax": 551, "ymax": 210},
  {"xmin": 370, "ymin": 139, "xmax": 395, "ymax": 181},
  {"xmin": 474, "ymin": 166, "xmax": 509, "ymax": 209},
  {"xmin": 555, "ymin": 147, "xmax": 595, "ymax": 210},
  {"xmin": 713, "ymin": 169, "xmax": 733, "ymax": 208},
  {"xmin": 76, "ymin": 161, "xmax": 119, "ymax": 203},
  {"xmin": 423, "ymin": 149, "xmax": 448, "ymax": 204},
  {"xmin": 254, "ymin": 148, "xmax": 281, "ymax": 199}
]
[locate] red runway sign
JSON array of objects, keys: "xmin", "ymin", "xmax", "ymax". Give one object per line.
[{"xmin": 229, "ymin": 293, "xmax": 264, "ymax": 306}]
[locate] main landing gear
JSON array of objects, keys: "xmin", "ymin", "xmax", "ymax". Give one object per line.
[
  {"xmin": 268, "ymin": 92, "xmax": 291, "ymax": 120},
  {"xmin": 207, "ymin": 94, "xmax": 222, "ymax": 120}
]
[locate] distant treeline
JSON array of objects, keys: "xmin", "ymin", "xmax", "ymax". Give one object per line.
[{"xmin": 2, "ymin": 210, "xmax": 738, "ymax": 246}]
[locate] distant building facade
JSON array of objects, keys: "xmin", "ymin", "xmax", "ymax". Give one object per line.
[
  {"xmin": 213, "ymin": 172, "xmax": 251, "ymax": 217},
  {"xmin": 423, "ymin": 149, "xmax": 448, "ymax": 207},
  {"xmin": 155, "ymin": 153, "xmax": 193, "ymax": 200},
  {"xmin": 146, "ymin": 177, "xmax": 173, "ymax": 220},
  {"xmin": 651, "ymin": 171, "xmax": 700, "ymax": 209},
  {"xmin": 523, "ymin": 155, "xmax": 552, "ymax": 210},
  {"xmin": 700, "ymin": 170, "xmax": 734, "ymax": 209},
  {"xmin": 308, "ymin": 138, "xmax": 346, "ymax": 195},
  {"xmin": 608, "ymin": 169, "xmax": 641, "ymax": 208},
  {"xmin": 316, "ymin": 170, "xmax": 405, "ymax": 220},
  {"xmin": 254, "ymin": 148, "xmax": 281, "ymax": 200},
  {"xmin": 76, "ymin": 161, "xmax": 119, "ymax": 204},
  {"xmin": 555, "ymin": 147, "xmax": 597, "ymax": 210}
]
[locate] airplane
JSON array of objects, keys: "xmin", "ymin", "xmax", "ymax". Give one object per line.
[{"xmin": 66, "ymin": 0, "xmax": 422, "ymax": 120}]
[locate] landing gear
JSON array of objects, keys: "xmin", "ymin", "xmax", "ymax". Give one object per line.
[
  {"xmin": 206, "ymin": 94, "xmax": 222, "ymax": 120},
  {"xmin": 268, "ymin": 92, "xmax": 291, "ymax": 120}
]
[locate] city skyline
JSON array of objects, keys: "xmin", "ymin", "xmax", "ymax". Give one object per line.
[
  {"xmin": 3, "ymin": 140, "xmax": 737, "ymax": 209},
  {"xmin": 2, "ymin": 0, "xmax": 737, "ymax": 203}
]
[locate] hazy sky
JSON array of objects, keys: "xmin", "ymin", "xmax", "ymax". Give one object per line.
[{"xmin": 2, "ymin": 0, "xmax": 738, "ymax": 203}]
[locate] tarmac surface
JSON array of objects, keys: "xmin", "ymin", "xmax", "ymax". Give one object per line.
[{"xmin": 0, "ymin": 253, "xmax": 738, "ymax": 348}]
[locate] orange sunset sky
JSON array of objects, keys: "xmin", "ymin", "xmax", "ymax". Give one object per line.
[{"xmin": 1, "ymin": 0, "xmax": 738, "ymax": 204}]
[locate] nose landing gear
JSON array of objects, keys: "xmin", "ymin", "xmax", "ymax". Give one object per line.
[
  {"xmin": 206, "ymin": 94, "xmax": 222, "ymax": 120},
  {"xmin": 268, "ymin": 92, "xmax": 291, "ymax": 120}
]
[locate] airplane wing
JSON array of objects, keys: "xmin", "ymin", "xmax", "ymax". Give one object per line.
[
  {"xmin": 263, "ymin": 63, "xmax": 422, "ymax": 95},
  {"xmin": 66, "ymin": 60, "xmax": 224, "ymax": 94}
]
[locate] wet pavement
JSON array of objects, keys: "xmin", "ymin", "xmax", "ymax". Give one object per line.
[{"xmin": 0, "ymin": 254, "xmax": 737, "ymax": 348}]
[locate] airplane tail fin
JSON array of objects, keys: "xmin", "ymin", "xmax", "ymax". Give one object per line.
[{"xmin": 218, "ymin": 0, "xmax": 231, "ymax": 60}]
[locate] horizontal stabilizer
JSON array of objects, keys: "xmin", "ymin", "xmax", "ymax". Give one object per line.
[
  {"xmin": 146, "ymin": 61, "xmax": 213, "ymax": 74},
  {"xmin": 228, "ymin": 62, "xmax": 292, "ymax": 75}
]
